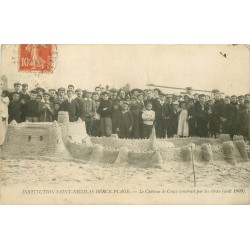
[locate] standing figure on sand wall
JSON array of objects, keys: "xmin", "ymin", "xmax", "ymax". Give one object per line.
[
  {"xmin": 0, "ymin": 90, "xmax": 10, "ymax": 145},
  {"xmin": 38, "ymin": 92, "xmax": 55, "ymax": 122}
]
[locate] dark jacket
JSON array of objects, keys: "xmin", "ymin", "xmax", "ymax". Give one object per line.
[
  {"xmin": 8, "ymin": 101, "xmax": 22, "ymax": 123},
  {"xmin": 60, "ymin": 98, "xmax": 80, "ymax": 122},
  {"xmin": 97, "ymin": 100, "xmax": 112, "ymax": 118},
  {"xmin": 23, "ymin": 100, "xmax": 39, "ymax": 117}
]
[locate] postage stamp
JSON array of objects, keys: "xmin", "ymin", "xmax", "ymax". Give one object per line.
[{"xmin": 19, "ymin": 44, "xmax": 55, "ymax": 73}]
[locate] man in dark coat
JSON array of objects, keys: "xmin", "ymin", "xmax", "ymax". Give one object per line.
[
  {"xmin": 168, "ymin": 101, "xmax": 179, "ymax": 138},
  {"xmin": 194, "ymin": 94, "xmax": 209, "ymax": 138},
  {"xmin": 8, "ymin": 92, "xmax": 22, "ymax": 123},
  {"xmin": 60, "ymin": 89, "xmax": 80, "ymax": 122},
  {"xmin": 209, "ymin": 92, "xmax": 224, "ymax": 138},
  {"xmin": 97, "ymin": 91, "xmax": 113, "ymax": 137},
  {"xmin": 221, "ymin": 96, "xmax": 237, "ymax": 139},
  {"xmin": 187, "ymin": 98, "xmax": 197, "ymax": 137}
]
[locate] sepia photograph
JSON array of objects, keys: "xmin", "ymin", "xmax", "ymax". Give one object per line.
[{"xmin": 0, "ymin": 44, "xmax": 249, "ymax": 204}]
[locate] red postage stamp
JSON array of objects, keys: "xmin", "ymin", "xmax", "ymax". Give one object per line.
[{"xmin": 19, "ymin": 44, "xmax": 54, "ymax": 73}]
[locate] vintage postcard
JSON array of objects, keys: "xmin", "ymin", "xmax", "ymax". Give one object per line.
[{"xmin": 0, "ymin": 44, "xmax": 249, "ymax": 204}]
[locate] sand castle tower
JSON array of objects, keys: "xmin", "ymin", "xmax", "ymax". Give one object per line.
[
  {"xmin": 58, "ymin": 111, "xmax": 89, "ymax": 143},
  {"xmin": 1, "ymin": 120, "xmax": 68, "ymax": 158}
]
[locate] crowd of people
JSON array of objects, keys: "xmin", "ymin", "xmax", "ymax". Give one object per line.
[{"xmin": 0, "ymin": 82, "xmax": 249, "ymax": 143}]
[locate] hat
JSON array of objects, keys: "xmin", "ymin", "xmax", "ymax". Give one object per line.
[
  {"xmin": 36, "ymin": 87, "xmax": 45, "ymax": 93},
  {"xmin": 30, "ymin": 90, "xmax": 37, "ymax": 94},
  {"xmin": 173, "ymin": 101, "xmax": 179, "ymax": 105},
  {"xmin": 58, "ymin": 87, "xmax": 66, "ymax": 92},
  {"xmin": 42, "ymin": 92, "xmax": 50, "ymax": 96},
  {"xmin": 22, "ymin": 83, "xmax": 28, "ymax": 87},
  {"xmin": 231, "ymin": 95, "xmax": 237, "ymax": 98},
  {"xmin": 14, "ymin": 82, "xmax": 21, "ymax": 86},
  {"xmin": 109, "ymin": 88, "xmax": 118, "ymax": 93},
  {"xmin": 68, "ymin": 84, "xmax": 74, "ymax": 88},
  {"xmin": 123, "ymin": 101, "xmax": 129, "ymax": 105},
  {"xmin": 102, "ymin": 91, "xmax": 109, "ymax": 95},
  {"xmin": 49, "ymin": 89, "xmax": 56, "ymax": 92},
  {"xmin": 199, "ymin": 94, "xmax": 205, "ymax": 98},
  {"xmin": 75, "ymin": 88, "xmax": 83, "ymax": 92},
  {"xmin": 159, "ymin": 92, "xmax": 166, "ymax": 96},
  {"xmin": 36, "ymin": 94, "xmax": 42, "ymax": 99}
]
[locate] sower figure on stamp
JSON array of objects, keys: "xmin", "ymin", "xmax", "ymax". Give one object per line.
[
  {"xmin": 80, "ymin": 90, "xmax": 96, "ymax": 136},
  {"xmin": 60, "ymin": 89, "xmax": 80, "ymax": 122},
  {"xmin": 38, "ymin": 92, "xmax": 55, "ymax": 122},
  {"xmin": 97, "ymin": 91, "xmax": 112, "ymax": 137}
]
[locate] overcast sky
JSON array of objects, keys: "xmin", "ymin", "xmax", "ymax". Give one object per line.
[{"xmin": 1, "ymin": 44, "xmax": 249, "ymax": 95}]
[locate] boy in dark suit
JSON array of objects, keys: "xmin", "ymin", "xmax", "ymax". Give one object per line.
[
  {"xmin": 23, "ymin": 90, "xmax": 39, "ymax": 122},
  {"xmin": 8, "ymin": 92, "xmax": 22, "ymax": 123},
  {"xmin": 60, "ymin": 89, "xmax": 80, "ymax": 122}
]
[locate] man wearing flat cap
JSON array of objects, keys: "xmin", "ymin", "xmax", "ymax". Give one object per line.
[
  {"xmin": 60, "ymin": 89, "xmax": 80, "ymax": 122},
  {"xmin": 54, "ymin": 87, "xmax": 67, "ymax": 105}
]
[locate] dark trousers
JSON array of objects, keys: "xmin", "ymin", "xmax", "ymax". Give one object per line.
[
  {"xmin": 100, "ymin": 117, "xmax": 112, "ymax": 137},
  {"xmin": 143, "ymin": 123, "xmax": 153, "ymax": 139},
  {"xmin": 85, "ymin": 119, "xmax": 94, "ymax": 136},
  {"xmin": 91, "ymin": 119, "xmax": 101, "ymax": 137}
]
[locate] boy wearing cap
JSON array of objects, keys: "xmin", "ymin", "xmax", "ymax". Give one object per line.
[
  {"xmin": 80, "ymin": 91, "xmax": 96, "ymax": 135},
  {"xmin": 117, "ymin": 102, "xmax": 133, "ymax": 139},
  {"xmin": 54, "ymin": 87, "xmax": 67, "ymax": 105},
  {"xmin": 24, "ymin": 90, "xmax": 39, "ymax": 122},
  {"xmin": 8, "ymin": 92, "xmax": 22, "ymax": 123},
  {"xmin": 97, "ymin": 91, "xmax": 112, "ymax": 137},
  {"xmin": 38, "ymin": 92, "xmax": 55, "ymax": 122}
]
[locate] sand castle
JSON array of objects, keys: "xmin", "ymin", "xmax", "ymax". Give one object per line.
[{"xmin": 1, "ymin": 112, "xmax": 249, "ymax": 167}]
